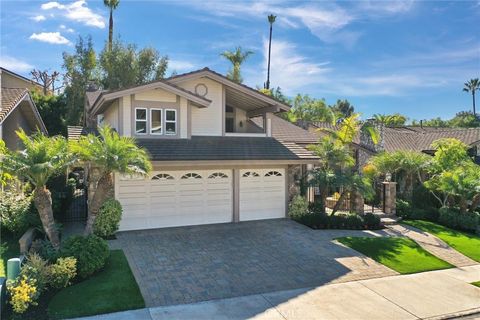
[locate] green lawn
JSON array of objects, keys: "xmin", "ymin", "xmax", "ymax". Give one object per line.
[
  {"xmin": 403, "ymin": 220, "xmax": 480, "ymax": 262},
  {"xmin": 337, "ymin": 236, "xmax": 453, "ymax": 274},
  {"xmin": 472, "ymin": 281, "xmax": 480, "ymax": 288},
  {"xmin": 0, "ymin": 233, "xmax": 20, "ymax": 277},
  {"xmin": 48, "ymin": 250, "xmax": 145, "ymax": 319}
]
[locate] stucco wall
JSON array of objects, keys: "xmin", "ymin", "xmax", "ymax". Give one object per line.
[{"xmin": 2, "ymin": 104, "xmax": 32, "ymax": 150}]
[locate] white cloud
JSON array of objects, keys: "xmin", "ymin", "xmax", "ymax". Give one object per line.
[
  {"xmin": 31, "ymin": 15, "xmax": 46, "ymax": 22},
  {"xmin": 245, "ymin": 39, "xmax": 330, "ymax": 94},
  {"xmin": 168, "ymin": 59, "xmax": 197, "ymax": 72},
  {"xmin": 29, "ymin": 32, "xmax": 71, "ymax": 45},
  {"xmin": 60, "ymin": 24, "xmax": 75, "ymax": 33},
  {"xmin": 0, "ymin": 56, "xmax": 33, "ymax": 72},
  {"xmin": 358, "ymin": 0, "xmax": 415, "ymax": 15},
  {"xmin": 41, "ymin": 0, "xmax": 105, "ymax": 28}
]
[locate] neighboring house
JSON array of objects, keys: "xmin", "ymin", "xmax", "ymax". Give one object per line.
[
  {"xmin": 0, "ymin": 67, "xmax": 47, "ymax": 150},
  {"xmin": 311, "ymin": 122, "xmax": 480, "ymax": 166},
  {"xmin": 75, "ymin": 67, "xmax": 317, "ymax": 231}
]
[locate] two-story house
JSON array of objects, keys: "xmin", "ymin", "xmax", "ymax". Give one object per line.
[{"xmin": 82, "ymin": 68, "xmax": 318, "ymax": 231}]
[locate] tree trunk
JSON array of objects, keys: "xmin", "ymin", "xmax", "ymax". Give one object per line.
[
  {"xmin": 33, "ymin": 186, "xmax": 60, "ymax": 249},
  {"xmin": 108, "ymin": 9, "xmax": 113, "ymax": 51},
  {"xmin": 473, "ymin": 91, "xmax": 476, "ymax": 115},
  {"xmin": 470, "ymin": 194, "xmax": 480, "ymax": 213},
  {"xmin": 331, "ymin": 191, "xmax": 347, "ymax": 216},
  {"xmin": 459, "ymin": 198, "xmax": 468, "ymax": 214},
  {"xmin": 84, "ymin": 173, "xmax": 113, "ymax": 235}
]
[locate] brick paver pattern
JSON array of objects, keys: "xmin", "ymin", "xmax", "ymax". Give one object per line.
[
  {"xmin": 387, "ymin": 224, "xmax": 477, "ymax": 267},
  {"xmin": 110, "ymin": 219, "xmax": 397, "ymax": 307}
]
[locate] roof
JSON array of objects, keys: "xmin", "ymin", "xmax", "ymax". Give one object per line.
[
  {"xmin": 1, "ymin": 87, "xmax": 28, "ymax": 122},
  {"xmin": 251, "ymin": 115, "xmax": 318, "ymax": 144},
  {"xmin": 67, "ymin": 126, "xmax": 98, "ymax": 141},
  {"xmin": 384, "ymin": 127, "xmax": 480, "ymax": 152},
  {"xmin": 0, "ymin": 67, "xmax": 43, "ymax": 88},
  {"xmin": 136, "ymin": 136, "xmax": 317, "ymax": 161},
  {"xmin": 310, "ymin": 121, "xmax": 362, "ymax": 144},
  {"xmin": 166, "ymin": 68, "xmax": 291, "ymax": 111},
  {"xmin": 87, "ymin": 79, "xmax": 212, "ymax": 115}
]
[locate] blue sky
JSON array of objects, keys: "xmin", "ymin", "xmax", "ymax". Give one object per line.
[{"xmin": 1, "ymin": 0, "xmax": 479, "ymax": 121}]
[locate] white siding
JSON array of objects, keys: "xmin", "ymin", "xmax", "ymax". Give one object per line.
[
  {"xmin": 134, "ymin": 89, "xmax": 177, "ymax": 102},
  {"xmin": 176, "ymin": 78, "xmax": 223, "ymax": 136},
  {"xmin": 121, "ymin": 96, "xmax": 132, "ymax": 136},
  {"xmin": 179, "ymin": 97, "xmax": 188, "ymax": 138}
]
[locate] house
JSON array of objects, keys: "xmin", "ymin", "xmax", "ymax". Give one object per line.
[
  {"xmin": 0, "ymin": 68, "xmax": 47, "ymax": 149},
  {"xmin": 78, "ymin": 68, "xmax": 318, "ymax": 231}
]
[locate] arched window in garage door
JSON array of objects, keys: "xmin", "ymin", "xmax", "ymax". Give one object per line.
[
  {"xmin": 181, "ymin": 173, "xmax": 202, "ymax": 179},
  {"xmin": 208, "ymin": 172, "xmax": 228, "ymax": 179},
  {"xmin": 265, "ymin": 171, "xmax": 283, "ymax": 177},
  {"xmin": 242, "ymin": 171, "xmax": 260, "ymax": 178},
  {"xmin": 151, "ymin": 173, "xmax": 174, "ymax": 180}
]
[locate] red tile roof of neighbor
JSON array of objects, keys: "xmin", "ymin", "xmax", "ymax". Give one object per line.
[{"xmin": 0, "ymin": 87, "xmax": 28, "ymax": 123}]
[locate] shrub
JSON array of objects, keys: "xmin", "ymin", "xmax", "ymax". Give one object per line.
[
  {"xmin": 288, "ymin": 196, "xmax": 309, "ymax": 220},
  {"xmin": 20, "ymin": 253, "xmax": 50, "ymax": 293},
  {"xmin": 438, "ymin": 208, "xmax": 479, "ymax": 233},
  {"xmin": 30, "ymin": 239, "xmax": 58, "ymax": 263},
  {"xmin": 49, "ymin": 257, "xmax": 77, "ymax": 289},
  {"xmin": 396, "ymin": 199, "xmax": 412, "ymax": 218},
  {"xmin": 364, "ymin": 213, "xmax": 381, "ymax": 229},
  {"xmin": 409, "ymin": 207, "xmax": 439, "ymax": 222},
  {"xmin": 94, "ymin": 198, "xmax": 123, "ymax": 238},
  {"xmin": 7, "ymin": 275, "xmax": 39, "ymax": 314},
  {"xmin": 0, "ymin": 191, "xmax": 40, "ymax": 235},
  {"xmin": 412, "ymin": 184, "xmax": 440, "ymax": 210},
  {"xmin": 344, "ymin": 214, "xmax": 364, "ymax": 229},
  {"xmin": 59, "ymin": 235, "xmax": 109, "ymax": 278}
]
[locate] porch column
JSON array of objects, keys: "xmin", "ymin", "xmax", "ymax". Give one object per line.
[
  {"xmin": 265, "ymin": 112, "xmax": 273, "ymax": 137},
  {"xmin": 233, "ymin": 168, "xmax": 240, "ymax": 222}
]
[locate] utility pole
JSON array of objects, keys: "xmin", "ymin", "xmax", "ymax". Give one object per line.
[{"xmin": 265, "ymin": 14, "xmax": 276, "ymax": 90}]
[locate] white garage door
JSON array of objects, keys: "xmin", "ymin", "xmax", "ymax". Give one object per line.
[
  {"xmin": 116, "ymin": 170, "xmax": 233, "ymax": 230},
  {"xmin": 239, "ymin": 168, "xmax": 286, "ymax": 221}
]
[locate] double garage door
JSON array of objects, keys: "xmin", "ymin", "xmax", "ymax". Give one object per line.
[{"xmin": 116, "ymin": 168, "xmax": 285, "ymax": 231}]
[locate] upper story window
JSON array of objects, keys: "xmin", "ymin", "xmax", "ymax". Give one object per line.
[
  {"xmin": 135, "ymin": 108, "xmax": 147, "ymax": 134},
  {"xmin": 165, "ymin": 109, "xmax": 177, "ymax": 135},
  {"xmin": 150, "ymin": 109, "xmax": 162, "ymax": 135}
]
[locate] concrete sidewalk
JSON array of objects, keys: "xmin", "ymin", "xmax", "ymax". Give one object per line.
[{"xmin": 73, "ymin": 265, "xmax": 480, "ymax": 320}]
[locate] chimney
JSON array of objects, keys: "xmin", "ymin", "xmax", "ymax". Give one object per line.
[
  {"xmin": 420, "ymin": 120, "xmax": 423, "ymax": 129},
  {"xmin": 86, "ymin": 80, "xmax": 99, "ymax": 92}
]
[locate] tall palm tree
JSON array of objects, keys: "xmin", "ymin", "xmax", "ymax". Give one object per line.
[
  {"xmin": 220, "ymin": 47, "xmax": 253, "ymax": 83},
  {"xmin": 265, "ymin": 14, "xmax": 276, "ymax": 90},
  {"xmin": 70, "ymin": 126, "xmax": 151, "ymax": 234},
  {"xmin": 463, "ymin": 78, "xmax": 479, "ymax": 115},
  {"xmin": 1, "ymin": 131, "xmax": 73, "ymax": 248},
  {"xmin": 103, "ymin": 0, "xmax": 120, "ymax": 51}
]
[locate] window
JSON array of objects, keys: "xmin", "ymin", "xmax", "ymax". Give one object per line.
[
  {"xmin": 135, "ymin": 108, "xmax": 147, "ymax": 134},
  {"xmin": 265, "ymin": 171, "xmax": 282, "ymax": 177},
  {"xmin": 181, "ymin": 173, "xmax": 202, "ymax": 179},
  {"xmin": 151, "ymin": 173, "xmax": 174, "ymax": 180},
  {"xmin": 165, "ymin": 109, "xmax": 177, "ymax": 135},
  {"xmin": 242, "ymin": 171, "xmax": 259, "ymax": 178},
  {"xmin": 150, "ymin": 109, "xmax": 162, "ymax": 134},
  {"xmin": 208, "ymin": 172, "xmax": 228, "ymax": 179}
]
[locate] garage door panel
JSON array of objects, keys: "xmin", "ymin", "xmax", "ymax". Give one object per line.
[{"xmin": 240, "ymin": 168, "xmax": 285, "ymax": 222}]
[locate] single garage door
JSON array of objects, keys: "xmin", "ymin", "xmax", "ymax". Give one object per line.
[
  {"xmin": 116, "ymin": 170, "xmax": 233, "ymax": 230},
  {"xmin": 239, "ymin": 168, "xmax": 286, "ymax": 221}
]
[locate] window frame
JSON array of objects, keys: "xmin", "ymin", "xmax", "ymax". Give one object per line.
[
  {"xmin": 149, "ymin": 108, "xmax": 163, "ymax": 135},
  {"xmin": 135, "ymin": 107, "xmax": 148, "ymax": 135},
  {"xmin": 164, "ymin": 109, "xmax": 177, "ymax": 135}
]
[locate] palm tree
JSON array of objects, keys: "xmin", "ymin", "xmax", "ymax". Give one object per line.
[
  {"xmin": 71, "ymin": 126, "xmax": 151, "ymax": 234},
  {"xmin": 1, "ymin": 131, "xmax": 73, "ymax": 248},
  {"xmin": 463, "ymin": 78, "xmax": 479, "ymax": 115},
  {"xmin": 220, "ymin": 47, "xmax": 253, "ymax": 83},
  {"xmin": 103, "ymin": 0, "xmax": 120, "ymax": 51},
  {"xmin": 265, "ymin": 14, "xmax": 276, "ymax": 90}
]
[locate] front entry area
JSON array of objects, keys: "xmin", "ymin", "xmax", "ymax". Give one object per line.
[{"xmin": 116, "ymin": 167, "xmax": 287, "ymax": 231}]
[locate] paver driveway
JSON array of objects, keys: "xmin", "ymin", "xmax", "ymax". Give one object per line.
[{"xmin": 111, "ymin": 219, "xmax": 397, "ymax": 307}]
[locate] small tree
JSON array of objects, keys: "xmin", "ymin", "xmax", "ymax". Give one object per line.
[
  {"xmin": 70, "ymin": 126, "xmax": 151, "ymax": 234},
  {"xmin": 220, "ymin": 47, "xmax": 253, "ymax": 83},
  {"xmin": 1, "ymin": 131, "xmax": 73, "ymax": 248}
]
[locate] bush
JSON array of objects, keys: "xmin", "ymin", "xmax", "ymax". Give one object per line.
[
  {"xmin": 49, "ymin": 257, "xmax": 77, "ymax": 289},
  {"xmin": 7, "ymin": 275, "xmax": 39, "ymax": 314},
  {"xmin": 0, "ymin": 191, "xmax": 40, "ymax": 235},
  {"xmin": 59, "ymin": 235, "xmax": 109, "ymax": 278},
  {"xmin": 288, "ymin": 196, "xmax": 309, "ymax": 220},
  {"xmin": 94, "ymin": 198, "xmax": 123, "ymax": 238},
  {"xmin": 20, "ymin": 253, "xmax": 50, "ymax": 293},
  {"xmin": 364, "ymin": 213, "xmax": 381, "ymax": 229},
  {"xmin": 30, "ymin": 239, "xmax": 58, "ymax": 263},
  {"xmin": 396, "ymin": 199, "xmax": 412, "ymax": 218},
  {"xmin": 438, "ymin": 208, "xmax": 479, "ymax": 233},
  {"xmin": 412, "ymin": 184, "xmax": 440, "ymax": 210},
  {"xmin": 408, "ymin": 207, "xmax": 439, "ymax": 222}
]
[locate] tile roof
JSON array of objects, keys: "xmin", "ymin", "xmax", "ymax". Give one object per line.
[
  {"xmin": 136, "ymin": 136, "xmax": 317, "ymax": 161},
  {"xmin": 251, "ymin": 115, "xmax": 318, "ymax": 144},
  {"xmin": 0, "ymin": 87, "xmax": 28, "ymax": 123},
  {"xmin": 67, "ymin": 126, "xmax": 98, "ymax": 141}
]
